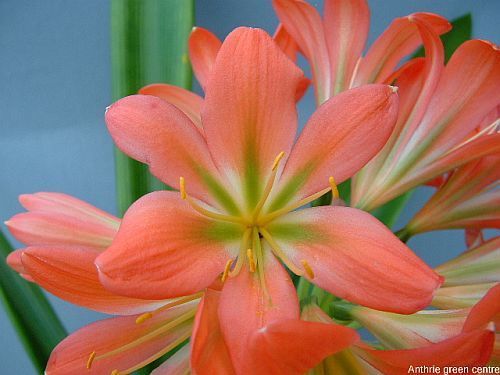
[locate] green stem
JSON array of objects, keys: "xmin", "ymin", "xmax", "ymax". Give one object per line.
[
  {"xmin": 0, "ymin": 230, "xmax": 67, "ymax": 372},
  {"xmin": 111, "ymin": 0, "xmax": 194, "ymax": 215}
]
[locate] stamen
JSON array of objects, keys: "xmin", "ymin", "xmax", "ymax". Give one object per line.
[
  {"xmin": 259, "ymin": 185, "xmax": 332, "ymax": 225},
  {"xmin": 221, "ymin": 259, "xmax": 233, "ymax": 282},
  {"xmin": 252, "ymin": 151, "xmax": 286, "ymax": 221},
  {"xmin": 259, "ymin": 228, "xmax": 304, "ymax": 276},
  {"xmin": 329, "ymin": 176, "xmax": 339, "ymax": 200},
  {"xmin": 301, "ymin": 260, "xmax": 315, "ymax": 279},
  {"xmin": 178, "ymin": 177, "xmax": 244, "ymax": 225},
  {"xmin": 135, "ymin": 293, "xmax": 203, "ymax": 325},
  {"xmin": 229, "ymin": 227, "xmax": 252, "ymax": 277},
  {"xmin": 93, "ymin": 309, "xmax": 196, "ymax": 363},
  {"xmin": 179, "ymin": 177, "xmax": 187, "ymax": 200},
  {"xmin": 111, "ymin": 370, "xmax": 120, "ymax": 375},
  {"xmin": 135, "ymin": 312, "xmax": 153, "ymax": 324},
  {"xmin": 272, "ymin": 151, "xmax": 286, "ymax": 171},
  {"xmin": 246, "ymin": 248, "xmax": 256, "ymax": 272},
  {"xmin": 86, "ymin": 351, "xmax": 96, "ymax": 369},
  {"xmin": 252, "ymin": 227, "xmax": 271, "ymax": 304}
]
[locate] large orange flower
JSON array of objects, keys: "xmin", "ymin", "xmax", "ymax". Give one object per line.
[{"xmin": 96, "ymin": 27, "xmax": 442, "ymax": 373}]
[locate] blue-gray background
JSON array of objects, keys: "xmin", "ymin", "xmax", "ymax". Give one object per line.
[{"xmin": 0, "ymin": 1, "xmax": 498, "ymax": 373}]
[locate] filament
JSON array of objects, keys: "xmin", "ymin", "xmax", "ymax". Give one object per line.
[{"xmin": 259, "ymin": 228, "xmax": 303, "ymax": 276}]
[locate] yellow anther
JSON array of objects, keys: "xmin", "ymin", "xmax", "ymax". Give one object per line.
[
  {"xmin": 179, "ymin": 177, "xmax": 186, "ymax": 200},
  {"xmin": 111, "ymin": 370, "xmax": 120, "ymax": 375},
  {"xmin": 301, "ymin": 260, "xmax": 315, "ymax": 279},
  {"xmin": 329, "ymin": 176, "xmax": 339, "ymax": 200},
  {"xmin": 246, "ymin": 248, "xmax": 256, "ymax": 272},
  {"xmin": 272, "ymin": 151, "xmax": 286, "ymax": 171},
  {"xmin": 135, "ymin": 312, "xmax": 153, "ymax": 324},
  {"xmin": 86, "ymin": 351, "xmax": 96, "ymax": 369},
  {"xmin": 221, "ymin": 259, "xmax": 233, "ymax": 282}
]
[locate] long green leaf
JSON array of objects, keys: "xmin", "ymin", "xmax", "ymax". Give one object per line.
[
  {"xmin": 111, "ymin": 0, "xmax": 194, "ymax": 215},
  {"xmin": 0, "ymin": 230, "xmax": 67, "ymax": 372}
]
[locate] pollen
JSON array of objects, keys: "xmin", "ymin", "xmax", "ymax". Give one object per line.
[
  {"xmin": 86, "ymin": 351, "xmax": 96, "ymax": 369},
  {"xmin": 272, "ymin": 151, "xmax": 286, "ymax": 171},
  {"xmin": 135, "ymin": 312, "xmax": 153, "ymax": 324},
  {"xmin": 301, "ymin": 259, "xmax": 315, "ymax": 279},
  {"xmin": 179, "ymin": 177, "xmax": 186, "ymax": 200},
  {"xmin": 329, "ymin": 176, "xmax": 339, "ymax": 200},
  {"xmin": 221, "ymin": 259, "xmax": 233, "ymax": 282},
  {"xmin": 246, "ymin": 248, "xmax": 256, "ymax": 272}
]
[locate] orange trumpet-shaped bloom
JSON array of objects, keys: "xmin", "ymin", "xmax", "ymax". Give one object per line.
[
  {"xmin": 96, "ymin": 27, "xmax": 442, "ymax": 373},
  {"xmin": 273, "ymin": 0, "xmax": 451, "ymax": 104},
  {"xmin": 4, "ymin": 192, "xmax": 209, "ymax": 374},
  {"xmin": 302, "ymin": 284, "xmax": 499, "ymax": 374}
]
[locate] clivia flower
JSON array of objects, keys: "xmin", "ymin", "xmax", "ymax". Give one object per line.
[
  {"xmin": 5, "ymin": 193, "xmax": 204, "ymax": 374},
  {"xmin": 272, "ymin": 0, "xmax": 451, "ymax": 104},
  {"xmin": 302, "ymin": 284, "xmax": 500, "ymax": 374},
  {"xmin": 96, "ymin": 27, "xmax": 443, "ymax": 373}
]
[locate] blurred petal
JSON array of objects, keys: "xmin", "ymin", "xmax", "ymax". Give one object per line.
[
  {"xmin": 463, "ymin": 283, "xmax": 500, "ymax": 332},
  {"xmin": 139, "ymin": 83, "xmax": 204, "ymax": 132},
  {"xmin": 267, "ymin": 206, "xmax": 442, "ymax": 313},
  {"xmin": 97, "ymin": 191, "xmax": 241, "ymax": 300}
]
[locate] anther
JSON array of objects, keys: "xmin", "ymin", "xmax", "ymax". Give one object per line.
[
  {"xmin": 329, "ymin": 176, "xmax": 339, "ymax": 200},
  {"xmin": 272, "ymin": 151, "xmax": 286, "ymax": 171},
  {"xmin": 221, "ymin": 259, "xmax": 233, "ymax": 282},
  {"xmin": 135, "ymin": 312, "xmax": 153, "ymax": 324},
  {"xmin": 179, "ymin": 177, "xmax": 186, "ymax": 200},
  {"xmin": 301, "ymin": 260, "xmax": 315, "ymax": 279},
  {"xmin": 111, "ymin": 370, "xmax": 120, "ymax": 375},
  {"xmin": 86, "ymin": 351, "xmax": 96, "ymax": 369},
  {"xmin": 246, "ymin": 248, "xmax": 256, "ymax": 272}
]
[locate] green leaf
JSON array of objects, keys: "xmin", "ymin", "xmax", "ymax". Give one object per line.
[
  {"xmin": 0, "ymin": 230, "xmax": 67, "ymax": 372},
  {"xmin": 413, "ymin": 13, "xmax": 472, "ymax": 62},
  {"xmin": 111, "ymin": 0, "xmax": 195, "ymax": 215}
]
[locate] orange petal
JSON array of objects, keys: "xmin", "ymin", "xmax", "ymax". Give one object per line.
[
  {"xmin": 139, "ymin": 83, "xmax": 204, "ymax": 133},
  {"xmin": 46, "ymin": 303, "xmax": 194, "ymax": 374},
  {"xmin": 271, "ymin": 84, "xmax": 398, "ymax": 210},
  {"xmin": 96, "ymin": 191, "xmax": 241, "ymax": 300},
  {"xmin": 202, "ymin": 27, "xmax": 305, "ymax": 210},
  {"xmin": 218, "ymin": 252, "xmax": 299, "ymax": 373},
  {"xmin": 6, "ymin": 249, "xmax": 34, "ymax": 282},
  {"xmin": 189, "ymin": 26, "xmax": 221, "ymax": 90},
  {"xmin": 267, "ymin": 206, "xmax": 442, "ymax": 313},
  {"xmin": 248, "ymin": 319, "xmax": 360, "ymax": 375},
  {"xmin": 353, "ymin": 12, "xmax": 450, "ymax": 85},
  {"xmin": 191, "ymin": 289, "xmax": 235, "ymax": 375},
  {"xmin": 323, "ymin": 0, "xmax": 370, "ymax": 94},
  {"xmin": 21, "ymin": 246, "xmax": 165, "ymax": 315},
  {"xmin": 463, "ymin": 283, "xmax": 500, "ymax": 333},
  {"xmin": 273, "ymin": 0, "xmax": 331, "ymax": 103},
  {"xmin": 358, "ymin": 329, "xmax": 495, "ymax": 373},
  {"xmin": 272, "ymin": 24, "xmax": 299, "ymax": 63},
  {"xmin": 105, "ymin": 94, "xmax": 232, "ymax": 209},
  {"xmin": 6, "ymin": 192, "xmax": 119, "ymax": 248}
]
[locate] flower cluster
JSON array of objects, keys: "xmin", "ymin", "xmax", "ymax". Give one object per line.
[{"xmin": 4, "ymin": 0, "xmax": 500, "ymax": 374}]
